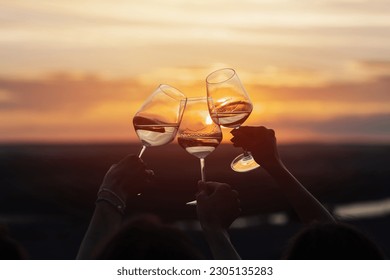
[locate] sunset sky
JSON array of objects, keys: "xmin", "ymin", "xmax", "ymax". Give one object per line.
[{"xmin": 1, "ymin": 0, "xmax": 389, "ymax": 143}]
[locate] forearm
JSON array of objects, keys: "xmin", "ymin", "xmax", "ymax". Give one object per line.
[
  {"xmin": 77, "ymin": 201, "xmax": 123, "ymax": 259},
  {"xmin": 202, "ymin": 227, "xmax": 241, "ymax": 260},
  {"xmin": 264, "ymin": 161, "xmax": 335, "ymax": 224}
]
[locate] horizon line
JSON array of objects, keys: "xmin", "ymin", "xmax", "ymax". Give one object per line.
[{"xmin": 0, "ymin": 140, "xmax": 389, "ymax": 146}]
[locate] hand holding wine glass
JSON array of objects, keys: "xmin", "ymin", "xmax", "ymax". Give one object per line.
[
  {"xmin": 133, "ymin": 84, "xmax": 187, "ymax": 158},
  {"xmin": 206, "ymin": 68, "xmax": 260, "ymax": 172}
]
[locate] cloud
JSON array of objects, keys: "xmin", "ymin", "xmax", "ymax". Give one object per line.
[
  {"xmin": 2, "ymin": 1, "xmax": 390, "ymax": 82},
  {"xmin": 358, "ymin": 60, "xmax": 390, "ymax": 70},
  {"xmin": 318, "ymin": 114, "xmax": 390, "ymax": 135},
  {"xmin": 0, "ymin": 71, "xmax": 389, "ymax": 143},
  {"xmin": 259, "ymin": 113, "xmax": 390, "ymax": 143},
  {"xmin": 0, "ymin": 73, "xmax": 185, "ymax": 142},
  {"xmin": 249, "ymin": 75, "xmax": 390, "ymax": 103},
  {"xmin": 0, "ymin": 74, "xmax": 148, "ymax": 113},
  {"xmin": 353, "ymin": 61, "xmax": 390, "ymax": 78}
]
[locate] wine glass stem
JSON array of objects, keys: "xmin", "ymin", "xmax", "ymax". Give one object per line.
[
  {"xmin": 200, "ymin": 158, "xmax": 206, "ymax": 182},
  {"xmin": 138, "ymin": 145, "xmax": 146, "ymax": 158}
]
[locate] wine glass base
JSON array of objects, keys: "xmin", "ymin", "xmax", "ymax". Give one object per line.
[
  {"xmin": 186, "ymin": 200, "xmax": 197, "ymax": 205},
  {"xmin": 231, "ymin": 153, "xmax": 260, "ymax": 172}
]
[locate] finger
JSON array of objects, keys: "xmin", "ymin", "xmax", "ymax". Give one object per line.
[
  {"xmin": 144, "ymin": 169, "xmax": 155, "ymax": 182},
  {"xmin": 117, "ymin": 154, "xmax": 145, "ymax": 169},
  {"xmin": 232, "ymin": 126, "xmax": 266, "ymax": 136},
  {"xmin": 212, "ymin": 184, "xmax": 232, "ymax": 197},
  {"xmin": 199, "ymin": 181, "xmax": 228, "ymax": 195},
  {"xmin": 230, "ymin": 127, "xmax": 248, "ymax": 136},
  {"xmin": 108, "ymin": 164, "xmax": 117, "ymax": 172},
  {"xmin": 267, "ymin": 129, "xmax": 275, "ymax": 137},
  {"xmin": 104, "ymin": 164, "xmax": 119, "ymax": 177},
  {"xmin": 122, "ymin": 159, "xmax": 149, "ymax": 178},
  {"xmin": 211, "ymin": 182, "xmax": 231, "ymax": 191},
  {"xmin": 231, "ymin": 190, "xmax": 239, "ymax": 198},
  {"xmin": 196, "ymin": 190, "xmax": 208, "ymax": 203},
  {"xmin": 230, "ymin": 136, "xmax": 252, "ymax": 148},
  {"xmin": 145, "ymin": 169, "xmax": 155, "ymax": 176},
  {"xmin": 230, "ymin": 127, "xmax": 252, "ymax": 136},
  {"xmin": 230, "ymin": 128, "xmax": 238, "ymax": 135},
  {"xmin": 221, "ymin": 183, "xmax": 232, "ymax": 190},
  {"xmin": 197, "ymin": 180, "xmax": 208, "ymax": 191},
  {"xmin": 231, "ymin": 142, "xmax": 242, "ymax": 148},
  {"xmin": 230, "ymin": 136, "xmax": 240, "ymax": 147},
  {"xmin": 230, "ymin": 135, "xmax": 242, "ymax": 143}
]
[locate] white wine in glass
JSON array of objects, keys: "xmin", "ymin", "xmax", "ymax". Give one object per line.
[
  {"xmin": 206, "ymin": 68, "xmax": 260, "ymax": 172},
  {"xmin": 178, "ymin": 97, "xmax": 222, "ymax": 205},
  {"xmin": 133, "ymin": 84, "xmax": 187, "ymax": 158}
]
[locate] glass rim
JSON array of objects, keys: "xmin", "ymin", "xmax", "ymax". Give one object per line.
[
  {"xmin": 185, "ymin": 96, "xmax": 210, "ymax": 101},
  {"xmin": 158, "ymin": 84, "xmax": 187, "ymax": 101},
  {"xmin": 206, "ymin": 68, "xmax": 236, "ymax": 84}
]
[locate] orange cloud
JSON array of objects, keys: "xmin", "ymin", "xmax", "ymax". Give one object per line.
[
  {"xmin": 0, "ymin": 71, "xmax": 389, "ymax": 143},
  {"xmin": 0, "ymin": 74, "xmax": 155, "ymax": 142}
]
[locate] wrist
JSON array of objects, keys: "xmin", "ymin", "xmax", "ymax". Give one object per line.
[
  {"xmin": 96, "ymin": 188, "xmax": 126, "ymax": 215},
  {"xmin": 94, "ymin": 200, "xmax": 124, "ymax": 219},
  {"xmin": 261, "ymin": 159, "xmax": 285, "ymax": 173},
  {"xmin": 262, "ymin": 161, "xmax": 295, "ymax": 187},
  {"xmin": 201, "ymin": 224, "xmax": 228, "ymax": 235},
  {"xmin": 202, "ymin": 227, "xmax": 231, "ymax": 244}
]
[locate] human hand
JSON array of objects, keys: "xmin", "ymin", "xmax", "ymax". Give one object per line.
[
  {"xmin": 230, "ymin": 126, "xmax": 281, "ymax": 170},
  {"xmin": 196, "ymin": 181, "xmax": 241, "ymax": 232},
  {"xmin": 99, "ymin": 154, "xmax": 154, "ymax": 202}
]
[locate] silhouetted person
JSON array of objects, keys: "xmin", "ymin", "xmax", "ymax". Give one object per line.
[
  {"xmin": 77, "ymin": 155, "xmax": 154, "ymax": 259},
  {"xmin": 202, "ymin": 125, "xmax": 385, "ymax": 260},
  {"xmin": 77, "ymin": 153, "xmax": 242, "ymax": 259},
  {"xmin": 231, "ymin": 126, "xmax": 335, "ymax": 224},
  {"xmin": 77, "ymin": 127, "xmax": 385, "ymax": 260},
  {"xmin": 196, "ymin": 181, "xmax": 241, "ymax": 259},
  {"xmin": 77, "ymin": 155, "xmax": 204, "ymax": 259}
]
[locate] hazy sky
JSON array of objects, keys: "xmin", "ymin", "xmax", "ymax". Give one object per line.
[{"xmin": 1, "ymin": 0, "xmax": 389, "ymax": 143}]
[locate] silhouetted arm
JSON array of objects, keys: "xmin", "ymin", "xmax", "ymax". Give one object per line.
[
  {"xmin": 263, "ymin": 160, "xmax": 335, "ymax": 224},
  {"xmin": 77, "ymin": 200, "xmax": 122, "ymax": 259},
  {"xmin": 196, "ymin": 181, "xmax": 241, "ymax": 260},
  {"xmin": 77, "ymin": 155, "xmax": 152, "ymax": 259},
  {"xmin": 231, "ymin": 126, "xmax": 335, "ymax": 224}
]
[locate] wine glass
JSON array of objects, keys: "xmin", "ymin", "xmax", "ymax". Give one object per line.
[
  {"xmin": 133, "ymin": 84, "xmax": 187, "ymax": 158},
  {"xmin": 206, "ymin": 68, "xmax": 260, "ymax": 172},
  {"xmin": 177, "ymin": 97, "xmax": 222, "ymax": 204}
]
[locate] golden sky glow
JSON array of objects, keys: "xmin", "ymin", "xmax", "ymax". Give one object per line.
[{"xmin": 1, "ymin": 0, "xmax": 390, "ymax": 143}]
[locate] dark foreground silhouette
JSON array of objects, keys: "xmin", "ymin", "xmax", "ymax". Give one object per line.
[
  {"xmin": 74, "ymin": 126, "xmax": 386, "ymax": 260},
  {"xmin": 1, "ymin": 133, "xmax": 389, "ymax": 259}
]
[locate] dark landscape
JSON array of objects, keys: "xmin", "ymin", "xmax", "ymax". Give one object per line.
[{"xmin": 0, "ymin": 143, "xmax": 389, "ymax": 259}]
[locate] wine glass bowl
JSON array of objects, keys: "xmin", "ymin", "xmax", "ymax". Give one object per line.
[
  {"xmin": 178, "ymin": 97, "xmax": 222, "ymax": 180},
  {"xmin": 206, "ymin": 68, "xmax": 260, "ymax": 172},
  {"xmin": 133, "ymin": 84, "xmax": 187, "ymax": 157},
  {"xmin": 206, "ymin": 68, "xmax": 253, "ymax": 128}
]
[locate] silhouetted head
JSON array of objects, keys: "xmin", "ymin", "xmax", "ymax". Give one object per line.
[
  {"xmin": 98, "ymin": 214, "xmax": 203, "ymax": 260},
  {"xmin": 283, "ymin": 222, "xmax": 385, "ymax": 260},
  {"xmin": 0, "ymin": 225, "xmax": 28, "ymax": 260}
]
